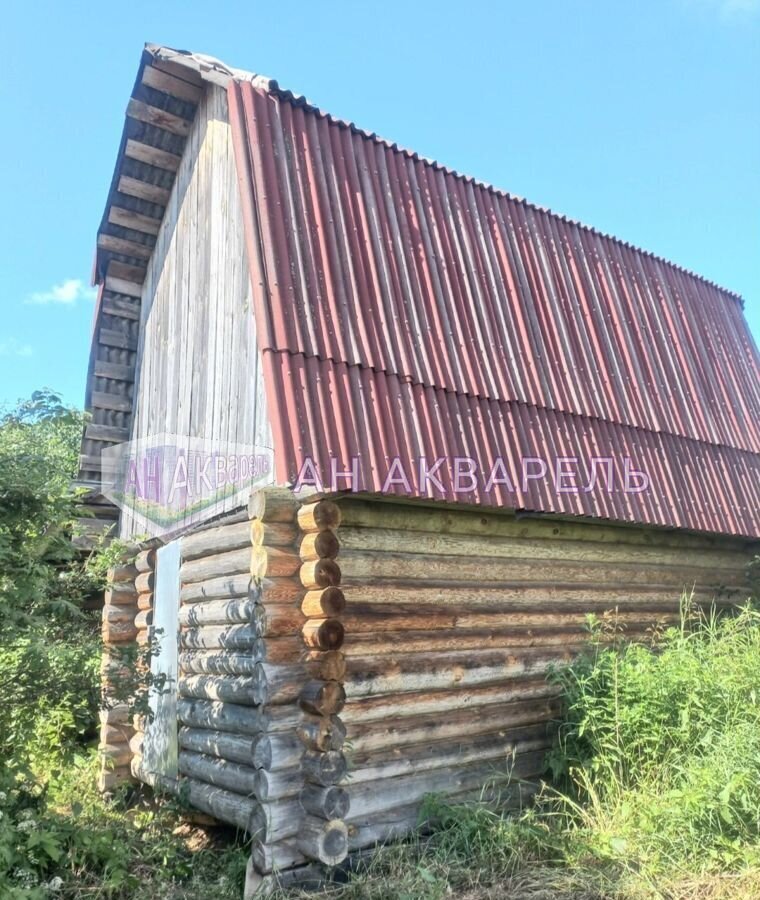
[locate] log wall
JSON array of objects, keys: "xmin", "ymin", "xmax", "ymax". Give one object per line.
[
  {"xmin": 124, "ymin": 493, "xmax": 350, "ymax": 880},
  {"xmin": 98, "ymin": 551, "xmax": 143, "ymax": 792},
  {"xmin": 331, "ymin": 497, "xmax": 754, "ymax": 850},
  {"xmin": 107, "ymin": 490, "xmax": 756, "ymax": 890}
]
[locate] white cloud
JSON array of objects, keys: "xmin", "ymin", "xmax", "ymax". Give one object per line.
[
  {"xmin": 0, "ymin": 339, "xmax": 33, "ymax": 358},
  {"xmin": 26, "ymin": 278, "xmax": 97, "ymax": 306}
]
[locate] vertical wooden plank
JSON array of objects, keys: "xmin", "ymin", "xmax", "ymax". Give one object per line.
[{"xmin": 121, "ymin": 83, "xmax": 272, "ymax": 538}]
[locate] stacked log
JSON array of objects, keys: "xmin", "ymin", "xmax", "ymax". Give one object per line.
[
  {"xmin": 98, "ymin": 553, "xmax": 140, "ymax": 792},
  {"xmin": 128, "ymin": 546, "xmax": 158, "ymax": 772},
  {"xmin": 333, "ymin": 498, "xmax": 750, "ymax": 850},
  {"xmin": 142, "ymin": 494, "xmax": 314, "ymax": 879},
  {"xmin": 294, "ymin": 499, "xmax": 349, "ymax": 868}
]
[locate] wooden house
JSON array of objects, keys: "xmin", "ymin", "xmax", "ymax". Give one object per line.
[{"xmin": 78, "ymin": 45, "xmax": 760, "ymax": 895}]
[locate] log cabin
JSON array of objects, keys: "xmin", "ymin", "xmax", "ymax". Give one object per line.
[{"xmin": 77, "ymin": 44, "xmax": 760, "ymax": 896}]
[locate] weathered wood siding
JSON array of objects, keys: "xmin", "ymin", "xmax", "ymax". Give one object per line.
[
  {"xmin": 331, "ymin": 498, "xmax": 755, "ymax": 849},
  {"xmin": 122, "ymin": 85, "xmax": 271, "ymax": 539}
]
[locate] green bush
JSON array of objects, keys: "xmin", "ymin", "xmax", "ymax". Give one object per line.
[
  {"xmin": 548, "ymin": 601, "xmax": 760, "ymax": 878},
  {"xmin": 0, "ymin": 392, "xmax": 248, "ymax": 898}
]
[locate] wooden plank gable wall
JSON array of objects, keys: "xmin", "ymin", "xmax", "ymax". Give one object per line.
[
  {"xmin": 122, "ymin": 84, "xmax": 270, "ymax": 538},
  {"xmin": 77, "ymin": 53, "xmax": 271, "ymax": 540}
]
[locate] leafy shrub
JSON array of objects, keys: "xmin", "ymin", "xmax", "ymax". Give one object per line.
[
  {"xmin": 0, "ymin": 392, "xmax": 248, "ymax": 898},
  {"xmin": 549, "ymin": 601, "xmax": 760, "ymax": 876},
  {"xmin": 0, "ymin": 630, "xmax": 100, "ymax": 768}
]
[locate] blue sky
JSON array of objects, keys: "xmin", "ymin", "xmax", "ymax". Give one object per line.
[{"xmin": 2, "ymin": 0, "xmax": 758, "ymax": 410}]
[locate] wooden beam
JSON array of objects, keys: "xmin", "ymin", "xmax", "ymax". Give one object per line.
[
  {"xmin": 117, "ymin": 175, "xmax": 170, "ymax": 206},
  {"xmin": 97, "ymin": 233, "xmax": 153, "ymax": 261},
  {"xmin": 93, "ymin": 359, "xmax": 136, "ymax": 382},
  {"xmin": 85, "ymin": 423, "xmax": 131, "ymax": 444},
  {"xmin": 91, "ymin": 390, "xmax": 133, "ymax": 413},
  {"xmin": 126, "ymin": 98, "xmax": 192, "ymax": 137},
  {"xmin": 108, "ymin": 260, "xmax": 146, "ymax": 285},
  {"xmin": 150, "ymin": 56, "xmax": 204, "ymax": 86},
  {"xmin": 141, "ymin": 65, "xmax": 203, "ymax": 104},
  {"xmin": 99, "ymin": 328, "xmax": 138, "ymax": 351},
  {"xmin": 102, "ymin": 297, "xmax": 140, "ymax": 320},
  {"xmin": 108, "ymin": 206, "xmax": 161, "ymax": 236},
  {"xmin": 125, "ymin": 138, "xmax": 181, "ymax": 172},
  {"xmin": 79, "ymin": 454, "xmax": 103, "ymax": 471},
  {"xmin": 104, "ymin": 276, "xmax": 142, "ymax": 299}
]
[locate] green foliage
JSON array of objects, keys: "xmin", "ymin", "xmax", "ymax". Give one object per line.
[
  {"xmin": 0, "ymin": 392, "xmax": 247, "ymax": 898},
  {"xmin": 0, "ymin": 632, "xmax": 100, "ymax": 769},
  {"xmin": 0, "ymin": 389, "xmax": 105, "ymax": 632},
  {"xmin": 0, "ymin": 754, "xmax": 249, "ymax": 899},
  {"xmin": 548, "ymin": 601, "xmax": 760, "ymax": 877}
]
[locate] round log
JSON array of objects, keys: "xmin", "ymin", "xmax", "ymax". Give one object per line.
[
  {"xmin": 254, "ymin": 767, "xmax": 304, "ymax": 801},
  {"xmin": 297, "ymin": 500, "xmax": 342, "ymax": 533},
  {"xmin": 251, "ymin": 520, "xmax": 298, "ymax": 548},
  {"xmin": 301, "ymin": 750, "xmax": 347, "ymax": 786},
  {"xmin": 178, "ymin": 750, "xmax": 258, "ymax": 794},
  {"xmin": 104, "ymin": 605, "xmax": 137, "ymax": 625},
  {"xmin": 297, "ymin": 714, "xmax": 347, "ymax": 752},
  {"xmin": 299, "ymin": 680, "xmax": 346, "ymax": 716},
  {"xmin": 180, "ymin": 548, "xmax": 252, "ymax": 585},
  {"xmin": 134, "ymin": 609, "xmax": 153, "ymax": 630},
  {"xmin": 251, "ymin": 547, "xmax": 301, "ymax": 579},
  {"xmin": 251, "ymin": 840, "xmax": 306, "ymax": 874},
  {"xmin": 135, "ymin": 547, "xmax": 156, "ymax": 573},
  {"xmin": 299, "ymin": 530, "xmax": 340, "ymax": 562},
  {"xmin": 179, "ymin": 728, "xmax": 271, "ymax": 768},
  {"xmin": 177, "ymin": 698, "xmax": 268, "ymax": 735},
  {"xmin": 105, "ymin": 583, "xmax": 138, "ymax": 606},
  {"xmin": 258, "ymin": 603, "xmax": 306, "ymax": 637},
  {"xmin": 179, "ymin": 597, "xmax": 256, "ymax": 627},
  {"xmin": 181, "ymin": 521, "xmax": 253, "ymax": 561},
  {"xmin": 110, "ymin": 563, "xmax": 139, "ymax": 583},
  {"xmin": 135, "ymin": 571, "xmax": 155, "ymax": 594},
  {"xmin": 180, "ymin": 650, "xmax": 260, "ymax": 676},
  {"xmin": 300, "ymin": 784, "xmax": 350, "ymax": 819},
  {"xmin": 297, "ymin": 817, "xmax": 348, "ymax": 866},
  {"xmin": 178, "ymin": 675, "xmax": 262, "ymax": 706},
  {"xmin": 249, "ymin": 488, "xmax": 300, "ymax": 523},
  {"xmin": 301, "ymin": 587, "xmax": 346, "ymax": 618},
  {"xmin": 181, "ymin": 574, "xmax": 256, "ymax": 604},
  {"xmin": 309, "ymin": 650, "xmax": 346, "ymax": 681},
  {"xmin": 300, "ymin": 559, "xmax": 341, "ymax": 589},
  {"xmin": 302, "ymin": 619, "xmax": 345, "ymax": 651},
  {"xmin": 180, "ymin": 623, "xmax": 258, "ymax": 650}
]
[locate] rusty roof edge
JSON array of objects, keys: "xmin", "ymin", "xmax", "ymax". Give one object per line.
[{"xmin": 149, "ymin": 44, "xmax": 745, "ymax": 307}]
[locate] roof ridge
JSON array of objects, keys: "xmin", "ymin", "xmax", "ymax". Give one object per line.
[
  {"xmin": 147, "ymin": 44, "xmax": 743, "ymax": 305},
  {"xmin": 146, "ymin": 46, "xmax": 745, "ymax": 306}
]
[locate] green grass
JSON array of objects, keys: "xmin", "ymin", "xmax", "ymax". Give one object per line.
[
  {"xmin": 277, "ymin": 598, "xmax": 760, "ymax": 900},
  {"xmin": 5, "ymin": 596, "xmax": 760, "ymax": 898}
]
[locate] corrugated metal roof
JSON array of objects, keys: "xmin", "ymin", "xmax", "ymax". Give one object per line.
[{"xmin": 227, "ymin": 79, "xmax": 760, "ymax": 538}]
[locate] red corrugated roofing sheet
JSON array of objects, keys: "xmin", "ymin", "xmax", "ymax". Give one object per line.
[{"xmin": 228, "ymin": 80, "xmax": 760, "ymax": 538}]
